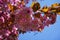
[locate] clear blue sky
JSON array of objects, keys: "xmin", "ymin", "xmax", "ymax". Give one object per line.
[{"xmin": 18, "ymin": 0, "xmax": 60, "ymax": 40}]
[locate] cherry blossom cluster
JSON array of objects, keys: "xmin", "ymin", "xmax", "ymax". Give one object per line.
[{"xmin": 0, "ymin": 0, "xmax": 60, "ymax": 40}]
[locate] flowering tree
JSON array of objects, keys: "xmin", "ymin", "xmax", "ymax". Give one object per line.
[{"xmin": 0, "ymin": 0, "xmax": 60, "ymax": 40}]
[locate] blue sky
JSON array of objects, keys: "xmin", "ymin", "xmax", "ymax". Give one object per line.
[{"xmin": 18, "ymin": 0, "xmax": 60, "ymax": 40}]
